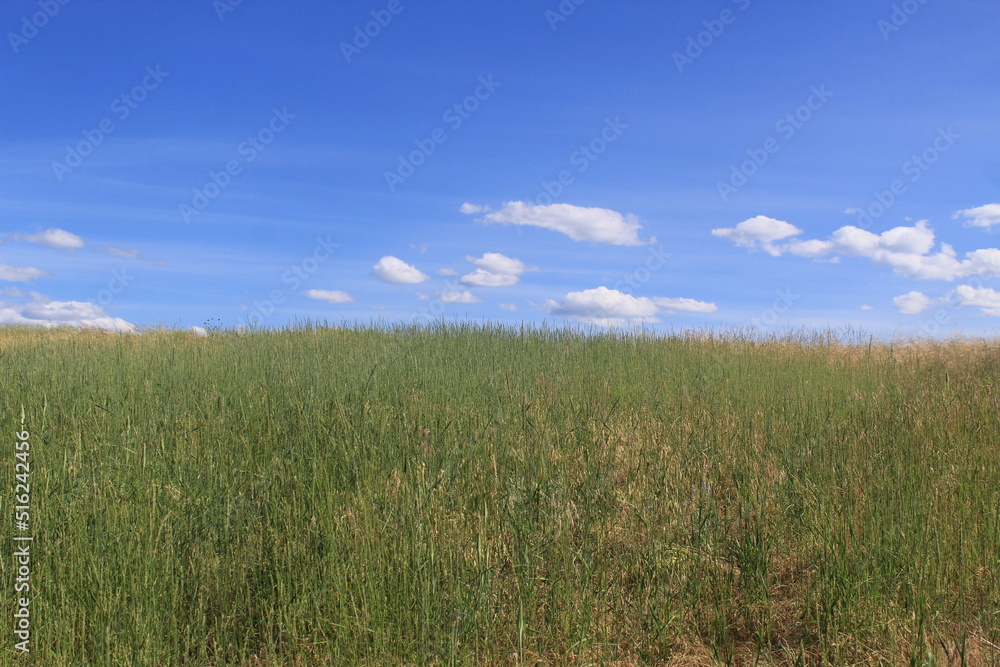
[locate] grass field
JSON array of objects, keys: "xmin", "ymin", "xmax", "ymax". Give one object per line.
[{"xmin": 1, "ymin": 324, "xmax": 998, "ymax": 665}]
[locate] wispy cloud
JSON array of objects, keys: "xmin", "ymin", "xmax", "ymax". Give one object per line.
[
  {"xmin": 0, "ymin": 264, "xmax": 50, "ymax": 282},
  {"xmin": 303, "ymin": 289, "xmax": 353, "ymax": 304},
  {"xmin": 106, "ymin": 246, "xmax": 141, "ymax": 259},
  {"xmin": 468, "ymin": 201, "xmax": 651, "ymax": 246},
  {"xmin": 105, "ymin": 245, "xmax": 168, "ymax": 266}
]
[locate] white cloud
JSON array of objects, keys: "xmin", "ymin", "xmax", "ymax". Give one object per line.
[
  {"xmin": 826, "ymin": 226, "xmax": 878, "ymax": 256},
  {"xmin": 715, "ymin": 217, "xmax": 1000, "ymax": 281},
  {"xmin": 879, "ymin": 221, "xmax": 936, "ymax": 254},
  {"xmin": 460, "ymin": 202, "xmax": 489, "ymax": 214},
  {"xmin": 875, "ymin": 251, "xmax": 963, "ymax": 281},
  {"xmin": 546, "ymin": 287, "xmax": 658, "ymax": 326},
  {"xmin": 651, "ymin": 297, "xmax": 719, "ymax": 314},
  {"xmin": 467, "ymin": 252, "xmax": 535, "ymax": 275},
  {"xmin": 828, "ymin": 221, "xmax": 936, "ymax": 257},
  {"xmin": 963, "ymin": 248, "xmax": 1000, "ymax": 276},
  {"xmin": 711, "ymin": 216, "xmax": 802, "ymax": 256},
  {"xmin": 498, "ymin": 303, "xmax": 517, "ymax": 311},
  {"xmin": 439, "ymin": 289, "xmax": 480, "ymax": 304},
  {"xmin": 544, "ymin": 286, "xmax": 716, "ymax": 327},
  {"xmin": 860, "ymin": 304, "xmax": 874, "ymax": 311},
  {"xmin": 0, "ymin": 293, "xmax": 133, "ymax": 331},
  {"xmin": 7, "ymin": 228, "xmax": 85, "ymax": 250},
  {"xmin": 478, "ymin": 201, "xmax": 649, "ymax": 246},
  {"xmin": 373, "ymin": 256, "xmax": 429, "ymax": 284},
  {"xmin": 189, "ymin": 326, "xmax": 208, "ymax": 337},
  {"xmin": 894, "ymin": 291, "xmax": 933, "ymax": 315},
  {"xmin": 459, "ymin": 252, "xmax": 537, "ymax": 288},
  {"xmin": 303, "ymin": 289, "xmax": 353, "ymax": 304},
  {"xmin": 0, "ymin": 264, "xmax": 50, "ymax": 282},
  {"xmin": 437, "ymin": 268, "xmax": 459, "ymax": 276},
  {"xmin": 459, "ymin": 269, "xmax": 519, "ymax": 287},
  {"xmin": 953, "ymin": 285, "xmax": 1000, "ymax": 316},
  {"xmin": 953, "ymin": 204, "xmax": 1000, "ymax": 229}
]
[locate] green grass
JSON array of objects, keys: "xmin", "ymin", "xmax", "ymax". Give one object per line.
[{"xmin": 1, "ymin": 323, "xmax": 998, "ymax": 665}]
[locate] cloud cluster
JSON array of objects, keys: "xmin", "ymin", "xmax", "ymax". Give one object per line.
[
  {"xmin": 465, "ymin": 201, "xmax": 650, "ymax": 246},
  {"xmin": 714, "ymin": 216, "xmax": 1000, "ymax": 281},
  {"xmin": 893, "ymin": 285, "xmax": 1000, "ymax": 317},
  {"xmin": 544, "ymin": 286, "xmax": 716, "ymax": 327},
  {"xmin": 0, "ymin": 292, "xmax": 133, "ymax": 331}
]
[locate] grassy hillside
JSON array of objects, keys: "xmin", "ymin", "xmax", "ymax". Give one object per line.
[{"xmin": 1, "ymin": 325, "xmax": 998, "ymax": 665}]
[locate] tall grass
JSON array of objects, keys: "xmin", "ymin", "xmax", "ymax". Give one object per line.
[{"xmin": 1, "ymin": 323, "xmax": 998, "ymax": 665}]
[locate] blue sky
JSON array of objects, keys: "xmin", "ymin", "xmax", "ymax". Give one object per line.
[{"xmin": 2, "ymin": 0, "xmax": 998, "ymax": 336}]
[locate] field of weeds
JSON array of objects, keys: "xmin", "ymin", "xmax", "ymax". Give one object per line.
[{"xmin": 1, "ymin": 324, "xmax": 998, "ymax": 665}]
